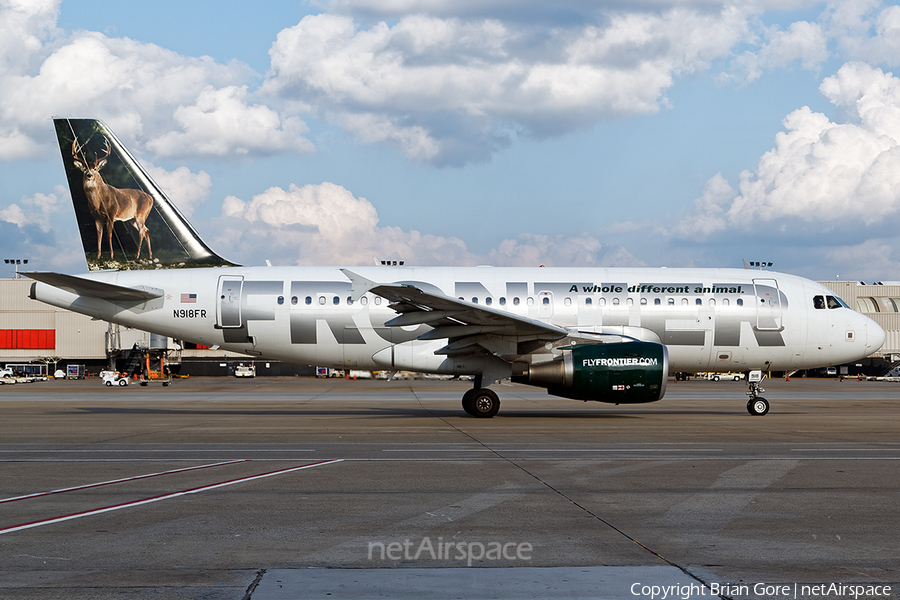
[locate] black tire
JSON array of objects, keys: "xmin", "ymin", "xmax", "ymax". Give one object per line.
[
  {"xmin": 713, "ymin": 375, "xmax": 720, "ymax": 381},
  {"xmin": 470, "ymin": 389, "xmax": 500, "ymax": 418},
  {"xmin": 747, "ymin": 397, "xmax": 769, "ymax": 416},
  {"xmin": 106, "ymin": 381, "xmax": 113, "ymax": 387},
  {"xmin": 118, "ymin": 379, "xmax": 127, "ymax": 386},
  {"xmin": 461, "ymin": 389, "xmax": 476, "ymax": 416}
]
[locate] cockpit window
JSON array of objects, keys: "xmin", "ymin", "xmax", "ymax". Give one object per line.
[
  {"xmin": 826, "ymin": 295, "xmax": 845, "ymax": 309},
  {"xmin": 813, "ymin": 295, "xmax": 826, "ymax": 309}
]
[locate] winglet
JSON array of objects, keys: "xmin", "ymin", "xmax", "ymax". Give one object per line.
[
  {"xmin": 340, "ymin": 269, "xmax": 379, "ymax": 300},
  {"xmin": 742, "ymin": 259, "xmax": 751, "ymax": 269}
]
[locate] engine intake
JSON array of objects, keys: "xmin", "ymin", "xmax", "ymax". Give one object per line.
[{"xmin": 513, "ymin": 341, "xmax": 669, "ymax": 404}]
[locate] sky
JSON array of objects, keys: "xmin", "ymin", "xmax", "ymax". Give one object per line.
[{"xmin": 1, "ymin": 0, "xmax": 900, "ymax": 281}]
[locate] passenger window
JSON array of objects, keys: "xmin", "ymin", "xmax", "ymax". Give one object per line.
[
  {"xmin": 723, "ymin": 298, "xmax": 730, "ymax": 306},
  {"xmin": 374, "ymin": 297, "xmax": 382, "ymax": 305},
  {"xmin": 682, "ymin": 298, "xmax": 688, "ymax": 306},
  {"xmin": 291, "ymin": 296, "xmax": 298, "ymax": 305},
  {"xmin": 564, "ymin": 298, "xmax": 571, "ymax": 307},
  {"xmin": 472, "ymin": 297, "xmax": 479, "ymax": 304},
  {"xmin": 640, "ymin": 298, "xmax": 647, "ymax": 305},
  {"xmin": 585, "ymin": 297, "xmax": 593, "ymax": 306},
  {"xmin": 499, "ymin": 297, "xmax": 506, "ymax": 306},
  {"xmin": 814, "ymin": 295, "xmax": 826, "ymax": 309},
  {"xmin": 305, "ymin": 296, "xmax": 312, "ymax": 305},
  {"xmin": 333, "ymin": 296, "xmax": 339, "ymax": 305},
  {"xmin": 654, "ymin": 298, "xmax": 661, "ymax": 306},
  {"xmin": 361, "ymin": 296, "xmax": 368, "ymax": 306},
  {"xmin": 599, "ymin": 298, "xmax": 606, "ymax": 306},
  {"xmin": 347, "ymin": 297, "xmax": 353, "ymax": 305},
  {"xmin": 318, "ymin": 296, "xmax": 326, "ymax": 305},
  {"xmin": 513, "ymin": 297, "xmax": 520, "ymax": 306},
  {"xmin": 626, "ymin": 298, "xmax": 633, "ymax": 306},
  {"xmin": 486, "ymin": 297, "xmax": 492, "ymax": 306},
  {"xmin": 668, "ymin": 298, "xmax": 675, "ymax": 305},
  {"xmin": 695, "ymin": 298, "xmax": 702, "ymax": 306},
  {"xmin": 612, "ymin": 298, "xmax": 620, "ymax": 306},
  {"xmin": 527, "ymin": 297, "xmax": 534, "ymax": 306},
  {"xmin": 709, "ymin": 299, "xmax": 716, "ymax": 307},
  {"xmin": 542, "ymin": 297, "xmax": 550, "ymax": 305},
  {"xmin": 737, "ymin": 298, "xmax": 743, "ymax": 306},
  {"xmin": 277, "ymin": 296, "xmax": 284, "ymax": 305}
]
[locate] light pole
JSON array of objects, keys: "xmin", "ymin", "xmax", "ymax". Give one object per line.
[{"xmin": 4, "ymin": 258, "xmax": 28, "ymax": 279}]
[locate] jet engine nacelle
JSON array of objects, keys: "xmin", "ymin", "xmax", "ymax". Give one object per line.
[{"xmin": 513, "ymin": 341, "xmax": 669, "ymax": 403}]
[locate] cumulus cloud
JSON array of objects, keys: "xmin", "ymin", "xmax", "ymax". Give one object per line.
[
  {"xmin": 676, "ymin": 62, "xmax": 900, "ymax": 238},
  {"xmin": 0, "ymin": 1, "xmax": 312, "ymax": 161},
  {"xmin": 215, "ymin": 181, "xmax": 642, "ymax": 267},
  {"xmin": 0, "ymin": 188, "xmax": 61, "ymax": 231},
  {"xmin": 823, "ymin": 0, "xmax": 900, "ymax": 65},
  {"xmin": 144, "ymin": 164, "xmax": 212, "ymax": 217},
  {"xmin": 726, "ymin": 20, "xmax": 829, "ymax": 83},
  {"xmin": 145, "ymin": 86, "xmax": 314, "ymax": 157},
  {"xmin": 263, "ymin": 8, "xmax": 751, "ymax": 164}
]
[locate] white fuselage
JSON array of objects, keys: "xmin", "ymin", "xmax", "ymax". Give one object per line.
[{"xmin": 31, "ymin": 266, "xmax": 884, "ymax": 374}]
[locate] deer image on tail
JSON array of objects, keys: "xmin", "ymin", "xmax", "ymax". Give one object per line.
[{"xmin": 72, "ymin": 137, "xmax": 153, "ymax": 261}]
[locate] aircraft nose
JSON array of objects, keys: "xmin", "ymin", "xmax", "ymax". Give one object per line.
[{"xmin": 866, "ymin": 317, "xmax": 886, "ymax": 354}]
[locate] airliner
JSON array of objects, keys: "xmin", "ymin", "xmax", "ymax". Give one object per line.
[{"xmin": 25, "ymin": 118, "xmax": 886, "ymax": 417}]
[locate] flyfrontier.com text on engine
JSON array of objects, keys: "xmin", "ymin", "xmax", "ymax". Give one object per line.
[{"xmin": 583, "ymin": 358, "xmax": 659, "ymax": 367}]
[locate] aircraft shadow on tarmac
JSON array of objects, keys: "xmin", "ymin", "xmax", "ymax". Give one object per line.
[{"xmin": 66, "ymin": 406, "xmax": 741, "ymax": 418}]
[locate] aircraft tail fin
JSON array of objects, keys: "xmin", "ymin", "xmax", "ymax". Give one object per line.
[{"xmin": 54, "ymin": 118, "xmax": 237, "ymax": 271}]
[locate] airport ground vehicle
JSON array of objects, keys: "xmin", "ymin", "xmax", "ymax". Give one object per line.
[
  {"xmin": 234, "ymin": 364, "xmax": 256, "ymax": 378},
  {"xmin": 100, "ymin": 370, "xmax": 129, "ymax": 386}
]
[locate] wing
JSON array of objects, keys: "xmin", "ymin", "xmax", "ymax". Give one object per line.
[{"xmin": 342, "ymin": 269, "xmax": 567, "ymax": 359}]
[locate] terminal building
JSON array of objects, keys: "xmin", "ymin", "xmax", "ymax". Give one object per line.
[{"xmin": 1, "ymin": 277, "xmax": 898, "ymax": 377}]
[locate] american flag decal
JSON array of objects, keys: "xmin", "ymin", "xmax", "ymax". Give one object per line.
[{"xmin": 181, "ymin": 293, "xmax": 197, "ymax": 303}]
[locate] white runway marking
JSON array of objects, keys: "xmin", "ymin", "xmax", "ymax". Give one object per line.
[
  {"xmin": 655, "ymin": 459, "xmax": 799, "ymax": 529},
  {"xmin": 0, "ymin": 459, "xmax": 249, "ymax": 504},
  {"xmin": 0, "ymin": 459, "xmax": 342, "ymax": 535}
]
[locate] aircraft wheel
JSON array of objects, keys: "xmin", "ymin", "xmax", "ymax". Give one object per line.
[
  {"xmin": 470, "ymin": 389, "xmax": 500, "ymax": 418},
  {"xmin": 106, "ymin": 381, "xmax": 113, "ymax": 387},
  {"xmin": 747, "ymin": 398, "xmax": 769, "ymax": 416},
  {"xmin": 461, "ymin": 389, "xmax": 476, "ymax": 416}
]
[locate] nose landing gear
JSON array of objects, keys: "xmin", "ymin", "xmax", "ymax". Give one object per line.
[{"xmin": 746, "ymin": 371, "xmax": 769, "ymax": 416}]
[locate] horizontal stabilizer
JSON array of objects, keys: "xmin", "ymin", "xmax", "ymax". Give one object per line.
[{"xmin": 24, "ymin": 272, "xmax": 164, "ymax": 301}]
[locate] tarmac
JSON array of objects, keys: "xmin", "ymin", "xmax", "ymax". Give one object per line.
[{"xmin": 0, "ymin": 376, "xmax": 897, "ymax": 599}]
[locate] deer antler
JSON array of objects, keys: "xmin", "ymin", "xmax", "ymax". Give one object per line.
[
  {"xmin": 72, "ymin": 137, "xmax": 85, "ymax": 159},
  {"xmin": 98, "ymin": 137, "xmax": 112, "ymax": 162}
]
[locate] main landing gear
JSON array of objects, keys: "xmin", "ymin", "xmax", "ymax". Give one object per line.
[
  {"xmin": 746, "ymin": 374, "xmax": 769, "ymax": 416},
  {"xmin": 461, "ymin": 376, "xmax": 500, "ymax": 418}
]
